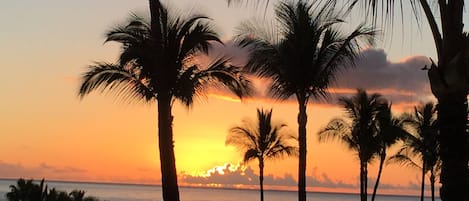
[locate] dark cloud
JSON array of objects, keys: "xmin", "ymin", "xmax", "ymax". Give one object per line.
[
  {"xmin": 326, "ymin": 49, "xmax": 433, "ymax": 105},
  {"xmin": 337, "ymin": 49, "xmax": 429, "ymax": 92},
  {"xmin": 206, "ymin": 43, "xmax": 434, "ymax": 106}
]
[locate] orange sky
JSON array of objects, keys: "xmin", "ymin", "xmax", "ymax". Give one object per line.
[{"xmin": 1, "ymin": 0, "xmax": 461, "ymax": 197}]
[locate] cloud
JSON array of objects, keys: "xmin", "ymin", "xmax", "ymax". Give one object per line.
[
  {"xmin": 180, "ymin": 163, "xmax": 434, "ymax": 195},
  {"xmin": 332, "ymin": 48, "xmax": 433, "ymax": 105},
  {"xmin": 204, "ymin": 43, "xmax": 434, "ymax": 108},
  {"xmin": 0, "ymin": 161, "xmax": 87, "ymax": 180}
]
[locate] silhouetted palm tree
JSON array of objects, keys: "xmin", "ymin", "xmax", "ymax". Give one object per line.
[
  {"xmin": 326, "ymin": 1, "xmax": 469, "ymax": 200},
  {"xmin": 226, "ymin": 108, "xmax": 298, "ymax": 201},
  {"xmin": 234, "ymin": 2, "xmax": 376, "ymax": 200},
  {"xmin": 78, "ymin": 2, "xmax": 252, "ymax": 201},
  {"xmin": 388, "ymin": 102, "xmax": 440, "ymax": 201},
  {"xmin": 228, "ymin": 1, "xmax": 469, "ymax": 199},
  {"xmin": 318, "ymin": 89, "xmax": 388, "ymax": 201},
  {"xmin": 370, "ymin": 104, "xmax": 407, "ymax": 201}
]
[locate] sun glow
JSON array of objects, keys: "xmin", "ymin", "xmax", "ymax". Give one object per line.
[{"xmin": 201, "ymin": 163, "xmax": 246, "ymax": 177}]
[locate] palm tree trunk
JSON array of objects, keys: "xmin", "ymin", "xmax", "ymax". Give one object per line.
[
  {"xmin": 371, "ymin": 151, "xmax": 385, "ymax": 201},
  {"xmin": 437, "ymin": 94, "xmax": 469, "ymax": 201},
  {"xmin": 430, "ymin": 167, "xmax": 435, "ymax": 201},
  {"xmin": 259, "ymin": 158, "xmax": 264, "ymax": 201},
  {"xmin": 359, "ymin": 159, "xmax": 368, "ymax": 201},
  {"xmin": 421, "ymin": 160, "xmax": 426, "ymax": 201},
  {"xmin": 364, "ymin": 162, "xmax": 368, "ymax": 201},
  {"xmin": 432, "ymin": 1, "xmax": 469, "ymax": 200},
  {"xmin": 157, "ymin": 94, "xmax": 180, "ymax": 201},
  {"xmin": 297, "ymin": 95, "xmax": 308, "ymax": 201}
]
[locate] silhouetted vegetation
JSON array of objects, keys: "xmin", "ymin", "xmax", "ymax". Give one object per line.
[
  {"xmin": 324, "ymin": 1, "xmax": 469, "ymax": 200},
  {"xmin": 78, "ymin": 0, "xmax": 251, "ymax": 200},
  {"xmin": 388, "ymin": 102, "xmax": 440, "ymax": 201},
  {"xmin": 370, "ymin": 103, "xmax": 408, "ymax": 201},
  {"xmin": 226, "ymin": 108, "xmax": 298, "ymax": 201},
  {"xmin": 6, "ymin": 178, "xmax": 101, "ymax": 201},
  {"xmin": 229, "ymin": 0, "xmax": 469, "ymax": 199},
  {"xmin": 234, "ymin": 1, "xmax": 376, "ymax": 200},
  {"xmin": 318, "ymin": 89, "xmax": 397, "ymax": 201}
]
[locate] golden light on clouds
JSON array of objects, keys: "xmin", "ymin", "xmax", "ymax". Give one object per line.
[{"xmin": 208, "ymin": 93, "xmax": 242, "ymax": 103}]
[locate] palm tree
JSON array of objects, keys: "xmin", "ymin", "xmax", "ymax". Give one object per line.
[
  {"xmin": 226, "ymin": 108, "xmax": 298, "ymax": 201},
  {"xmin": 228, "ymin": 0, "xmax": 469, "ymax": 199},
  {"xmin": 318, "ymin": 89, "xmax": 388, "ymax": 201},
  {"xmin": 388, "ymin": 102, "xmax": 440, "ymax": 201},
  {"xmin": 78, "ymin": 2, "xmax": 252, "ymax": 201},
  {"xmin": 326, "ymin": 1, "xmax": 469, "ymax": 200},
  {"xmin": 370, "ymin": 103, "xmax": 407, "ymax": 201},
  {"xmin": 234, "ymin": 2, "xmax": 376, "ymax": 201}
]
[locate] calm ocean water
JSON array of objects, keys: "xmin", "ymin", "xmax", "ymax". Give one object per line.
[{"xmin": 0, "ymin": 179, "xmax": 439, "ymax": 201}]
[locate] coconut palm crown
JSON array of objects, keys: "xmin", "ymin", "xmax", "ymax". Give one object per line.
[
  {"xmin": 318, "ymin": 89, "xmax": 389, "ymax": 201},
  {"xmin": 388, "ymin": 102, "xmax": 440, "ymax": 201},
  {"xmin": 322, "ymin": 1, "xmax": 469, "ymax": 200},
  {"xmin": 226, "ymin": 108, "xmax": 298, "ymax": 201},
  {"xmin": 78, "ymin": 3, "xmax": 252, "ymax": 201},
  {"xmin": 234, "ymin": 1, "xmax": 376, "ymax": 201}
]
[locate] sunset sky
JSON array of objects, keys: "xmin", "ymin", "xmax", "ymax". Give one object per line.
[{"xmin": 1, "ymin": 0, "xmax": 468, "ymax": 197}]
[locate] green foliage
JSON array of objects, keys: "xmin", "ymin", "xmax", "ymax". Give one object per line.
[{"xmin": 6, "ymin": 178, "xmax": 102, "ymax": 201}]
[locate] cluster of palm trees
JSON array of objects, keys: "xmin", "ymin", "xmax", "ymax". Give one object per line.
[
  {"xmin": 78, "ymin": 0, "xmax": 466, "ymax": 201},
  {"xmin": 318, "ymin": 89, "xmax": 440, "ymax": 201},
  {"xmin": 230, "ymin": 0, "xmax": 469, "ymax": 201}
]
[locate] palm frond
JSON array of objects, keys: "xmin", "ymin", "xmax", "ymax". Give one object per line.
[
  {"xmin": 197, "ymin": 58, "xmax": 253, "ymax": 98},
  {"xmin": 318, "ymin": 23, "xmax": 377, "ymax": 85},
  {"xmin": 387, "ymin": 153, "xmax": 422, "ymax": 170},
  {"xmin": 227, "ymin": 108, "xmax": 298, "ymax": 165},
  {"xmin": 318, "ymin": 118, "xmax": 354, "ymax": 146},
  {"xmin": 243, "ymin": 148, "xmax": 259, "ymax": 162},
  {"xmin": 178, "ymin": 19, "xmax": 222, "ymax": 57},
  {"xmin": 78, "ymin": 62, "xmax": 154, "ymax": 103},
  {"xmin": 105, "ymin": 14, "xmax": 151, "ymax": 44}
]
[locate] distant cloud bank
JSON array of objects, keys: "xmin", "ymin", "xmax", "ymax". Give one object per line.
[{"xmin": 179, "ymin": 163, "xmax": 425, "ymax": 194}]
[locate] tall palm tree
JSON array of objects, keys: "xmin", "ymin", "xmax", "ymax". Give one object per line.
[
  {"xmin": 228, "ymin": 0, "xmax": 469, "ymax": 200},
  {"xmin": 318, "ymin": 89, "xmax": 388, "ymax": 201},
  {"xmin": 388, "ymin": 102, "xmax": 440, "ymax": 201},
  {"xmin": 370, "ymin": 103, "xmax": 407, "ymax": 201},
  {"xmin": 234, "ymin": 2, "xmax": 376, "ymax": 201},
  {"xmin": 226, "ymin": 108, "xmax": 298, "ymax": 201},
  {"xmin": 78, "ymin": 2, "xmax": 252, "ymax": 201}
]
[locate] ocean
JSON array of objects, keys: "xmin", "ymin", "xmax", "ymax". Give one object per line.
[{"xmin": 0, "ymin": 179, "xmax": 438, "ymax": 201}]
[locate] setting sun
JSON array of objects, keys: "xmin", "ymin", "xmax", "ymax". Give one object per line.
[{"xmin": 3, "ymin": 0, "xmax": 465, "ymax": 201}]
